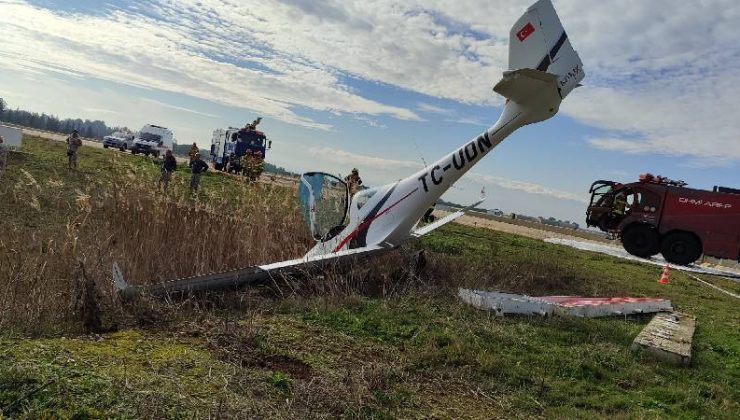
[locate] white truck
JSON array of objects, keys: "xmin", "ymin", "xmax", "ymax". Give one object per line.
[{"xmin": 131, "ymin": 124, "xmax": 173, "ymax": 157}]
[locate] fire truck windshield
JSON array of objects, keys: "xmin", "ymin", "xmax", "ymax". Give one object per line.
[
  {"xmin": 238, "ymin": 131, "xmax": 265, "ymax": 146},
  {"xmin": 589, "ymin": 182, "xmax": 614, "ymax": 207}
]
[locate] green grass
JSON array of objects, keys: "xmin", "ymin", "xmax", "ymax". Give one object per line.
[{"xmin": 0, "ymin": 136, "xmax": 738, "ymax": 418}]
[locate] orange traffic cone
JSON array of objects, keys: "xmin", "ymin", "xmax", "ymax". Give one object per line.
[{"xmin": 658, "ymin": 264, "xmax": 670, "ymax": 284}]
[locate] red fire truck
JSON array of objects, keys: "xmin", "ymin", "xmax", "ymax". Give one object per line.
[{"xmin": 586, "ymin": 174, "xmax": 740, "ymax": 265}]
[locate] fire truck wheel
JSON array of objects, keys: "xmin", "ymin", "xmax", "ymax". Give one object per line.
[
  {"xmin": 661, "ymin": 232, "xmax": 702, "ymax": 266},
  {"xmin": 621, "ymin": 224, "xmax": 660, "ymax": 258}
]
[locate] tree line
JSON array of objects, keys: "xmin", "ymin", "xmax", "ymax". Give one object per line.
[{"xmin": 0, "ymin": 97, "xmax": 129, "ymax": 139}]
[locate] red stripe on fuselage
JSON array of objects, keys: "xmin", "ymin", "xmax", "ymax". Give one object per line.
[{"xmin": 332, "ymin": 188, "xmax": 419, "ymax": 253}]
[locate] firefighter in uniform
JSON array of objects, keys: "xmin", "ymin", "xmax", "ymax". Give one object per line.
[
  {"xmin": 345, "ymin": 168, "xmax": 362, "ymax": 195},
  {"xmin": 229, "ymin": 153, "xmax": 242, "ymax": 174},
  {"xmin": 242, "ymin": 150, "xmax": 254, "ymax": 178},
  {"xmin": 250, "ymin": 150, "xmax": 264, "ymax": 181},
  {"xmin": 66, "ymin": 130, "xmax": 83, "ymax": 170},
  {"xmin": 189, "ymin": 153, "xmax": 208, "ymax": 192},
  {"xmin": 158, "ymin": 150, "xmax": 177, "ymax": 191},
  {"xmin": 613, "ymin": 193, "xmax": 628, "ymax": 216},
  {"xmin": 188, "ymin": 143, "xmax": 199, "ymax": 168},
  {"xmin": 246, "ymin": 117, "xmax": 262, "ymax": 130}
]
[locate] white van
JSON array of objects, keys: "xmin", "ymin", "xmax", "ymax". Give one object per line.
[
  {"xmin": 0, "ymin": 125, "xmax": 22, "ymax": 150},
  {"xmin": 131, "ymin": 124, "xmax": 173, "ymax": 157}
]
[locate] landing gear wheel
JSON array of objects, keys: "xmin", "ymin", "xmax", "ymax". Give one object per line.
[
  {"xmin": 621, "ymin": 225, "xmax": 660, "ymax": 258},
  {"xmin": 661, "ymin": 232, "xmax": 702, "ymax": 266}
]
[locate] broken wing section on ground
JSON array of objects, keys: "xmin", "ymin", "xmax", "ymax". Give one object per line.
[{"xmin": 113, "ymin": 244, "xmax": 392, "ymax": 297}]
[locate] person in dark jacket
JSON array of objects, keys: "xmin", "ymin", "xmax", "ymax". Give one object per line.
[
  {"xmin": 190, "ymin": 153, "xmax": 208, "ymax": 192},
  {"xmin": 158, "ymin": 150, "xmax": 177, "ymax": 191}
]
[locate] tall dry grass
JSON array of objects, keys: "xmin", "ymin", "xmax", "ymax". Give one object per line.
[
  {"xmin": 0, "ymin": 167, "xmax": 312, "ymax": 335},
  {"xmin": 0, "ymin": 156, "xmax": 590, "ymax": 335}
]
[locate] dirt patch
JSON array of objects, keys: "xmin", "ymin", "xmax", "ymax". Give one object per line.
[{"xmin": 205, "ymin": 328, "xmax": 314, "ymax": 380}]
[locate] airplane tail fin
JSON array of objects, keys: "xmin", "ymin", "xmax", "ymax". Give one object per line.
[{"xmin": 506, "ymin": 0, "xmax": 584, "ymax": 99}]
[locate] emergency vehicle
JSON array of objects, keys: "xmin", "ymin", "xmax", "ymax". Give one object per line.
[
  {"xmin": 130, "ymin": 124, "xmax": 174, "ymax": 157},
  {"xmin": 586, "ymin": 174, "xmax": 740, "ymax": 265},
  {"xmin": 210, "ymin": 127, "xmax": 271, "ymax": 171}
]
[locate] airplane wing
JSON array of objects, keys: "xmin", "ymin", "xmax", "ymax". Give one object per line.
[
  {"xmin": 411, "ymin": 198, "xmax": 485, "ymax": 238},
  {"xmin": 113, "ymin": 244, "xmax": 393, "ymax": 297}
]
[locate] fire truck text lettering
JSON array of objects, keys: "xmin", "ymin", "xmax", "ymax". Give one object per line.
[{"xmin": 678, "ymin": 197, "xmax": 732, "ymax": 209}]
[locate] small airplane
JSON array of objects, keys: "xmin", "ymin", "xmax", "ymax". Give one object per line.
[{"xmin": 114, "ymin": 0, "xmax": 585, "ymax": 297}]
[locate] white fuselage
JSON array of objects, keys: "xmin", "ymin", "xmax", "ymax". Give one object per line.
[
  {"xmin": 306, "ymin": 98, "xmax": 560, "ymax": 258},
  {"xmin": 302, "ymin": 0, "xmax": 584, "ymax": 259}
]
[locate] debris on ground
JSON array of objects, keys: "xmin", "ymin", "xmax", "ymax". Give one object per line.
[
  {"xmin": 458, "ymin": 288, "xmax": 672, "ymax": 318},
  {"xmin": 631, "ymin": 312, "xmax": 696, "ymax": 366}
]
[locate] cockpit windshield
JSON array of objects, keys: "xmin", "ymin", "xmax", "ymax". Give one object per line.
[{"xmin": 298, "ymin": 172, "xmax": 349, "ymax": 241}]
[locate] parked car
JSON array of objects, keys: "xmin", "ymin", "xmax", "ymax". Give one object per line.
[
  {"xmin": 103, "ymin": 131, "xmax": 134, "ymax": 150},
  {"xmin": 103, "ymin": 135, "xmax": 123, "ymax": 149}
]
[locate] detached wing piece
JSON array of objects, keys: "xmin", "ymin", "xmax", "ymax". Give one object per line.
[
  {"xmin": 113, "ymin": 245, "xmax": 392, "ymax": 297},
  {"xmin": 411, "ymin": 198, "xmax": 485, "ymax": 238}
]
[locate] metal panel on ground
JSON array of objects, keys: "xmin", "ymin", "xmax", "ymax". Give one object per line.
[{"xmin": 458, "ymin": 289, "xmax": 672, "ymax": 318}]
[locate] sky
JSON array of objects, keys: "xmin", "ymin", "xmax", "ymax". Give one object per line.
[{"xmin": 1, "ymin": 0, "xmax": 739, "ymax": 225}]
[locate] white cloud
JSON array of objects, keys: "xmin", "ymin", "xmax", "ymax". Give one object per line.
[
  {"xmin": 467, "ymin": 172, "xmax": 586, "ymax": 203},
  {"xmin": 298, "ymin": 144, "xmax": 583, "ymax": 202},
  {"xmin": 0, "ymin": 1, "xmax": 425, "ymax": 130},
  {"xmin": 0, "ymin": 0, "xmax": 740, "ymax": 208},
  {"xmin": 418, "ymin": 103, "xmax": 450, "ymax": 115},
  {"xmin": 140, "ymin": 98, "xmax": 221, "ymax": 119},
  {"xmin": 417, "ymin": 102, "xmax": 486, "ymax": 126},
  {"xmin": 306, "ymin": 146, "xmax": 423, "ymax": 171},
  {"xmin": 555, "ymin": 0, "xmax": 740, "ymax": 161}
]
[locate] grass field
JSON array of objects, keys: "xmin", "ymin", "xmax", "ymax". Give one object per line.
[{"xmin": 1, "ymin": 137, "xmax": 738, "ymax": 418}]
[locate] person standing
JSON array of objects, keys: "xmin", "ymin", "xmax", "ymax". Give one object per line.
[
  {"xmin": 251, "ymin": 150, "xmax": 264, "ymax": 181},
  {"xmin": 344, "ymin": 168, "xmax": 362, "ymax": 195},
  {"xmin": 0, "ymin": 135, "xmax": 7, "ymax": 179},
  {"xmin": 188, "ymin": 142, "xmax": 199, "ymax": 168},
  {"xmin": 190, "ymin": 153, "xmax": 208, "ymax": 192},
  {"xmin": 66, "ymin": 130, "xmax": 83, "ymax": 170},
  {"xmin": 158, "ymin": 149, "xmax": 177, "ymax": 191}
]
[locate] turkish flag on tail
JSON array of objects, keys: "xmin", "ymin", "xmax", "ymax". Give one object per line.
[{"xmin": 516, "ymin": 22, "xmax": 535, "ymax": 42}]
